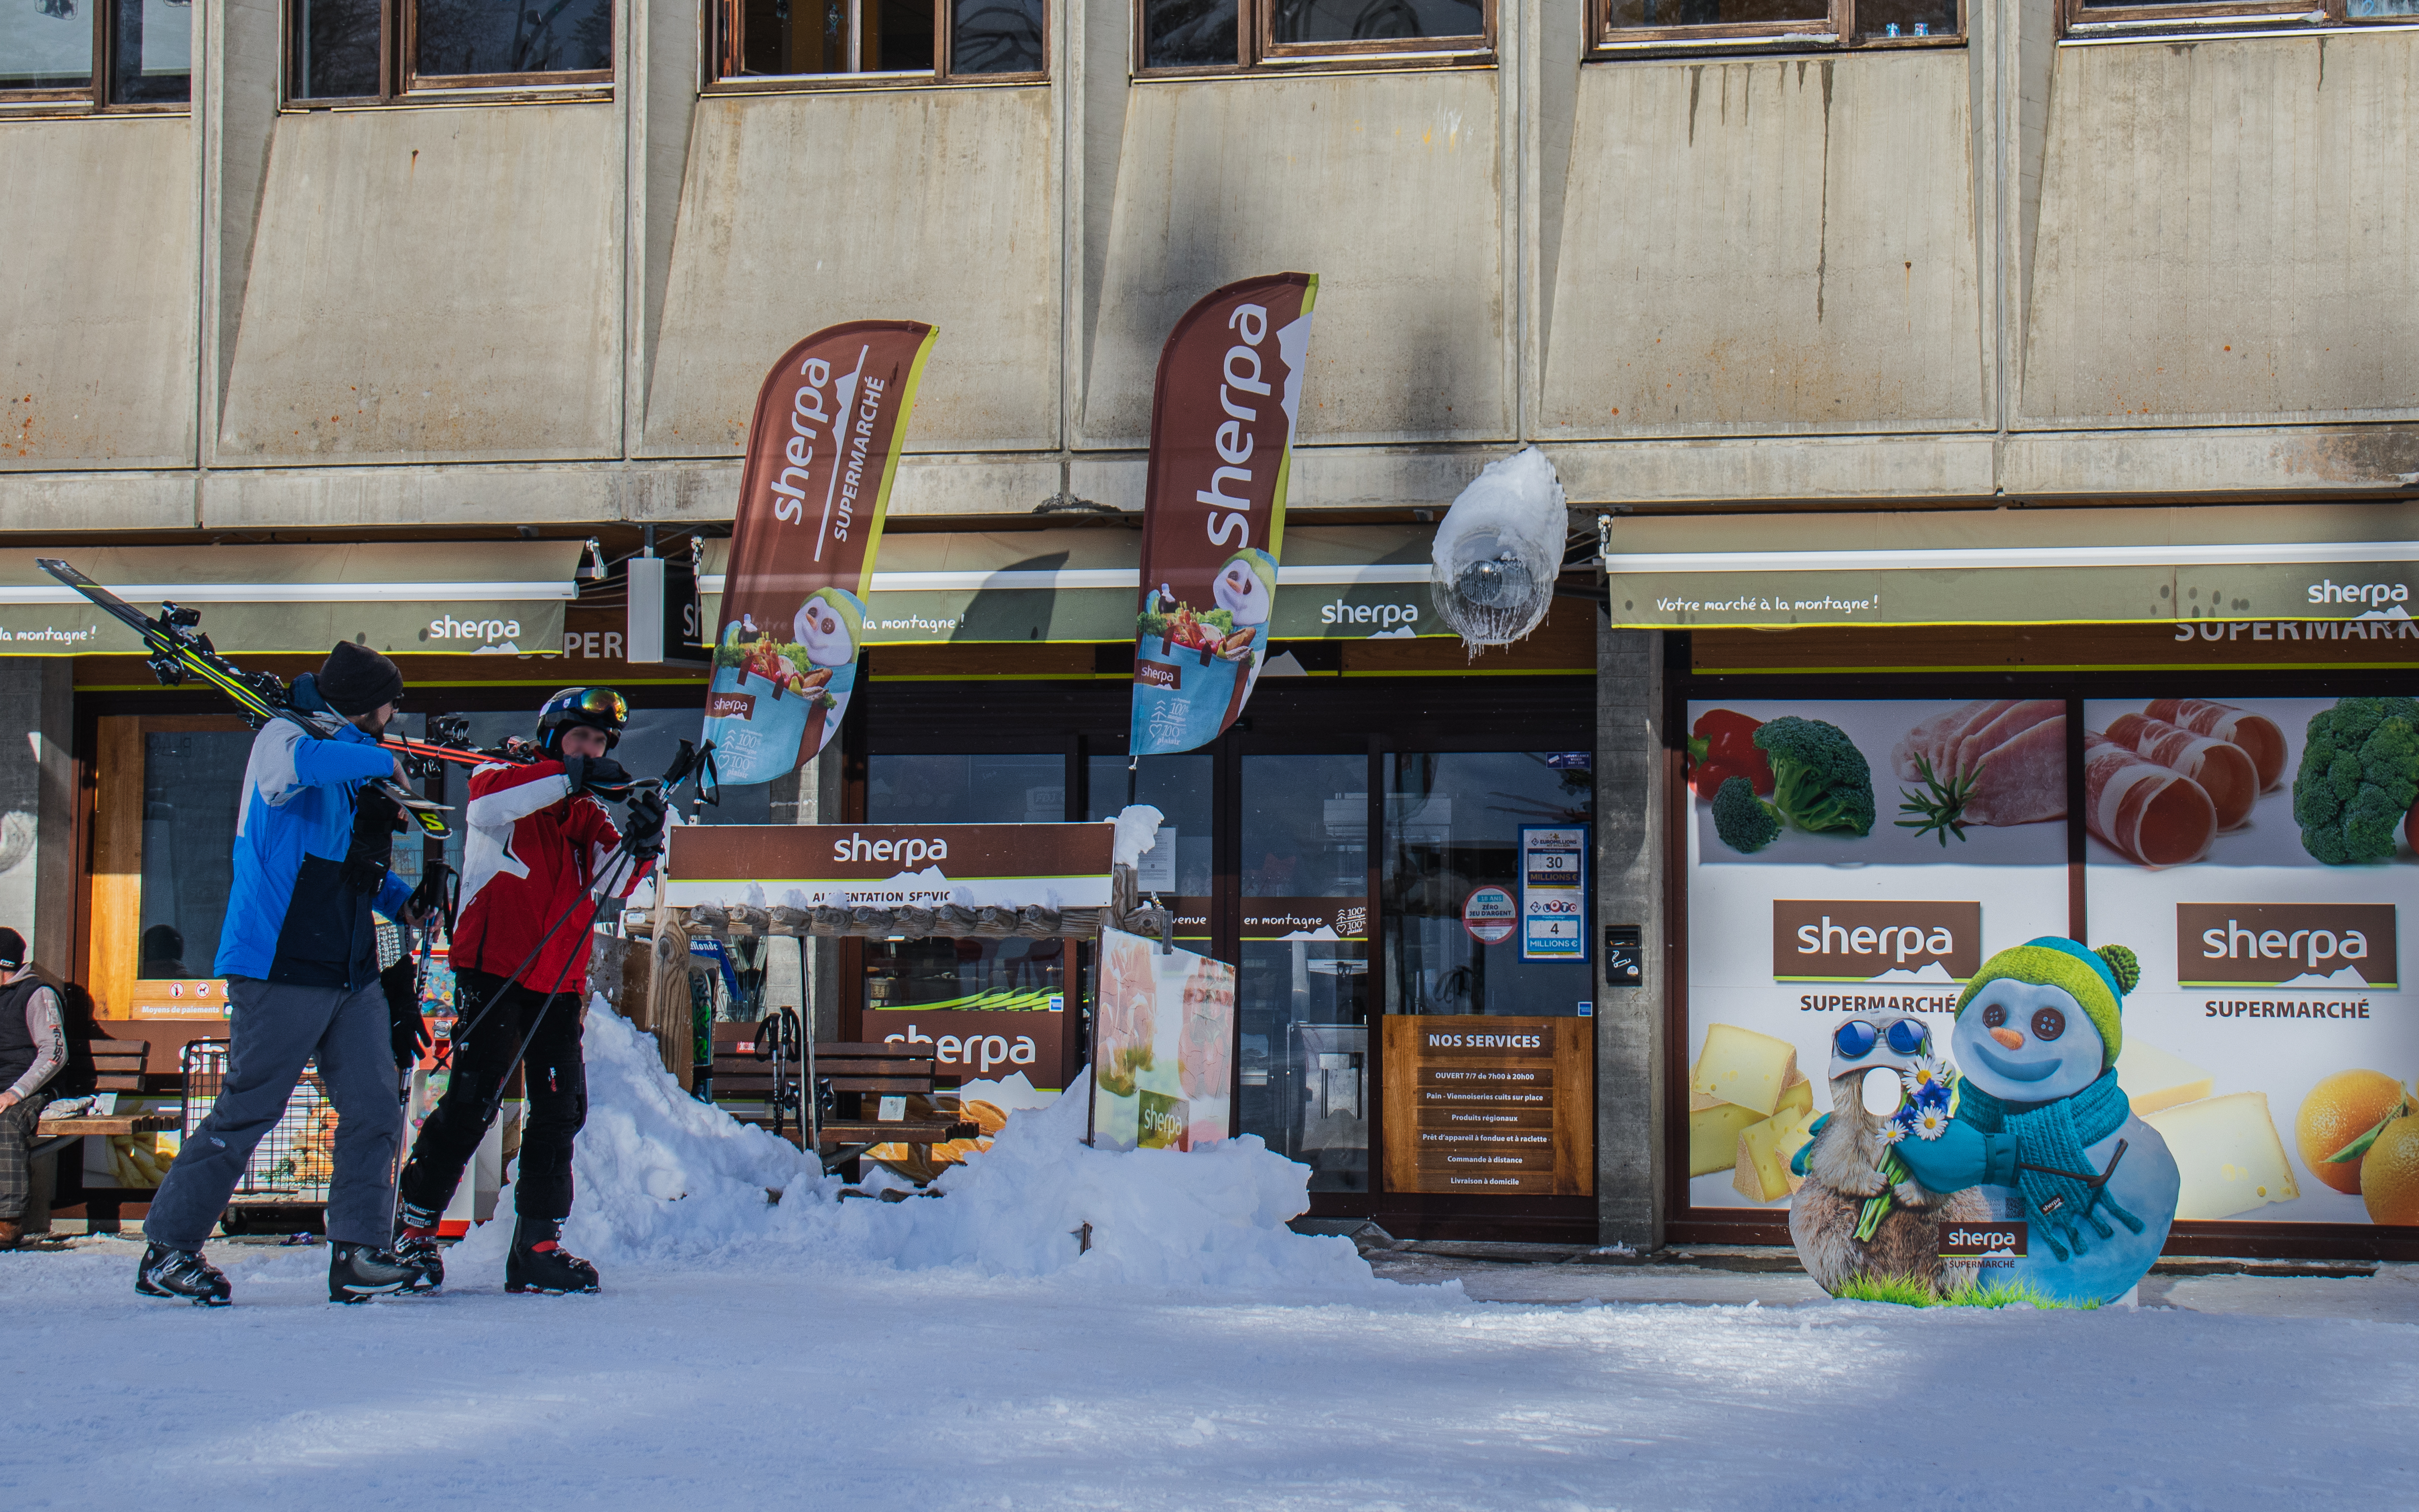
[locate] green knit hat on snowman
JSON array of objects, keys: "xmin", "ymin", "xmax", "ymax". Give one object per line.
[{"xmin": 1952, "ymin": 936, "xmax": 2142, "ymax": 1070}]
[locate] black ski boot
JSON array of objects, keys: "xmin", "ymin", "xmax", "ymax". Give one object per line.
[
  {"xmin": 506, "ymin": 1218, "xmax": 598, "ymax": 1294},
  {"xmin": 135, "ymin": 1243, "xmax": 232, "ymax": 1307},
  {"xmin": 329, "ymin": 1242, "xmax": 438, "ymax": 1303},
  {"xmin": 392, "ymin": 1202, "xmax": 445, "ymax": 1291}
]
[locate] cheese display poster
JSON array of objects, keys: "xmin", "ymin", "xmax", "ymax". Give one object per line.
[
  {"xmin": 1090, "ymin": 929, "xmax": 1237, "ymax": 1152},
  {"xmin": 2082, "ymin": 696, "xmax": 2419, "ymax": 1228},
  {"xmin": 1685, "ymin": 699, "xmax": 2071, "ymax": 1214}
]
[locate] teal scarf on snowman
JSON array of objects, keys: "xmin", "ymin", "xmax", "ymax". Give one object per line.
[{"xmin": 1955, "ymin": 1070, "xmax": 2144, "ymax": 1262}]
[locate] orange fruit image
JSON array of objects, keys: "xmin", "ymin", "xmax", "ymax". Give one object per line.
[
  {"xmin": 2362, "ymin": 1106, "xmax": 2419, "ymax": 1225},
  {"xmin": 2295, "ymin": 1070, "xmax": 2406, "ymax": 1195}
]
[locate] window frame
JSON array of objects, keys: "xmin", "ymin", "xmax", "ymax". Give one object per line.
[
  {"xmin": 0, "ymin": 0, "xmax": 193, "ymax": 115},
  {"xmin": 2058, "ymin": 0, "xmax": 2412, "ymax": 41},
  {"xmin": 704, "ymin": 0, "xmax": 1050, "ymax": 93},
  {"xmin": 283, "ymin": 0, "xmax": 614, "ymax": 111},
  {"xmin": 1134, "ymin": 0, "xmax": 1496, "ymax": 78},
  {"xmin": 1585, "ymin": 0, "xmax": 1962, "ymax": 59}
]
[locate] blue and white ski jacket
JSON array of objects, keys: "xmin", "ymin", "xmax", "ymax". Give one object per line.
[{"xmin": 215, "ymin": 680, "xmax": 414, "ymax": 989}]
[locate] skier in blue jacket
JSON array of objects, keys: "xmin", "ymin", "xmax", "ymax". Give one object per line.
[{"xmin": 138, "ymin": 641, "xmax": 436, "ymax": 1306}]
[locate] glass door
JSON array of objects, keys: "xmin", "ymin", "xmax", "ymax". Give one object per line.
[{"xmin": 1238, "ymin": 754, "xmax": 1372, "ymax": 1192}]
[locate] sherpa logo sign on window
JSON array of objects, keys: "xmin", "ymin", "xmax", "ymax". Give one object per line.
[
  {"xmin": 1770, "ymin": 900, "xmax": 1981, "ymax": 983},
  {"xmin": 2176, "ymin": 903, "xmax": 2398, "ymax": 989}
]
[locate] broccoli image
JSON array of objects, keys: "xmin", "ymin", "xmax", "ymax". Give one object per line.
[
  {"xmin": 1712, "ymin": 775, "xmax": 1781, "ymax": 853},
  {"xmin": 1707, "ymin": 717, "xmax": 1877, "ymax": 853},
  {"xmin": 2293, "ymin": 696, "xmax": 2419, "ymax": 864}
]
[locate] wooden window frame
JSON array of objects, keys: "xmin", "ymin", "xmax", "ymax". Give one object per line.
[
  {"xmin": 1586, "ymin": 0, "xmax": 1962, "ymax": 58},
  {"xmin": 2059, "ymin": 0, "xmax": 2409, "ymax": 41},
  {"xmin": 1134, "ymin": 0, "xmax": 1496, "ymax": 78},
  {"xmin": 704, "ymin": 0, "xmax": 1049, "ymax": 93},
  {"xmin": 0, "ymin": 0, "xmax": 193, "ymax": 116},
  {"xmin": 284, "ymin": 0, "xmax": 613, "ymax": 111}
]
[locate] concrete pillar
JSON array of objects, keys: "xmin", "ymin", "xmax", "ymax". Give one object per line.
[{"xmin": 1595, "ymin": 625, "xmax": 1665, "ymax": 1250}]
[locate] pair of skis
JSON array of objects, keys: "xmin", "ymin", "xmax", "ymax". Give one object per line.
[{"xmin": 38, "ymin": 558, "xmax": 528, "ymax": 838}]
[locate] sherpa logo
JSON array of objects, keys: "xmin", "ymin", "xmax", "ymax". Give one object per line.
[
  {"xmin": 424, "ymin": 615, "xmax": 522, "ymax": 643},
  {"xmin": 1319, "ymin": 600, "xmax": 1420, "ymax": 629},
  {"xmin": 1772, "ymin": 900, "xmax": 1981, "ymax": 983},
  {"xmin": 1940, "ymin": 1221, "xmax": 2025, "ymax": 1261},
  {"xmin": 2307, "ymin": 579, "xmax": 2411, "ymax": 608},
  {"xmin": 830, "ymin": 832, "xmax": 951, "ymax": 866},
  {"xmin": 2177, "ymin": 903, "xmax": 2398, "ymax": 989}
]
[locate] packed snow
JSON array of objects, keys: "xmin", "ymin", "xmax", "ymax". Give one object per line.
[{"xmin": 6, "ymin": 999, "xmax": 2415, "ymax": 1509}]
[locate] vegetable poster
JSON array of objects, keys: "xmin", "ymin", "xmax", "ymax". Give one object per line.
[
  {"xmin": 1090, "ymin": 928, "xmax": 1237, "ymax": 1152},
  {"xmin": 1685, "ymin": 699, "xmax": 2070, "ymax": 1232},
  {"xmin": 2081, "ymin": 697, "xmax": 2419, "ymax": 1230},
  {"xmin": 1685, "ymin": 694, "xmax": 2419, "ymax": 1253},
  {"xmin": 1129, "ymin": 275, "xmax": 1318, "ymax": 756},
  {"xmin": 703, "ymin": 322, "xmax": 938, "ymax": 786}
]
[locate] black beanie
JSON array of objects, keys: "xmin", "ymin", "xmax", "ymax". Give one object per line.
[
  {"xmin": 319, "ymin": 641, "xmax": 403, "ymax": 716},
  {"xmin": 0, "ymin": 929, "xmax": 25, "ymax": 970}
]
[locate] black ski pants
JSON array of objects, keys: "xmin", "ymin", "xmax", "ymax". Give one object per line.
[{"xmin": 399, "ymin": 968, "xmax": 586, "ymax": 1225}]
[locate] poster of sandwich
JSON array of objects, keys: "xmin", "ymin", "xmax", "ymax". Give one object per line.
[{"xmin": 1090, "ymin": 928, "xmax": 1237, "ymax": 1152}]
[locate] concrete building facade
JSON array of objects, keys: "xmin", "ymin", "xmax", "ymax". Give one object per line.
[{"xmin": 6, "ymin": 0, "xmax": 2417, "ymax": 1249}]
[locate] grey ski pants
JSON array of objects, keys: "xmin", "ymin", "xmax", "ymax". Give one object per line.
[{"xmin": 145, "ymin": 977, "xmax": 401, "ymax": 1250}]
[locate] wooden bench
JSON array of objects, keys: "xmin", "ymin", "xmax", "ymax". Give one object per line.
[
  {"xmin": 25, "ymin": 1037, "xmax": 175, "ymax": 1234},
  {"xmin": 802, "ymin": 1043, "xmax": 977, "ymax": 1177}
]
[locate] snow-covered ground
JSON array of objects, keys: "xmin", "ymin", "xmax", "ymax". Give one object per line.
[{"xmin": 7, "ymin": 1005, "xmax": 2413, "ymax": 1509}]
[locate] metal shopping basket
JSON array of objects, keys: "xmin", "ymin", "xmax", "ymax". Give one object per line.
[{"xmin": 180, "ymin": 1041, "xmax": 338, "ymax": 1210}]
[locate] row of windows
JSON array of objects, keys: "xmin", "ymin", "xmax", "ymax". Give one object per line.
[{"xmin": 8, "ymin": 0, "xmax": 2416, "ymax": 109}]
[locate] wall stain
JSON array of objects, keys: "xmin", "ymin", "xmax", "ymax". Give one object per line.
[
  {"xmin": 1688, "ymin": 66, "xmax": 1703, "ymax": 146},
  {"xmin": 1815, "ymin": 61, "xmax": 1834, "ymax": 324}
]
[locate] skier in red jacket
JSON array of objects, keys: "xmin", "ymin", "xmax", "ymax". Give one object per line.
[{"xmin": 394, "ymin": 687, "xmax": 667, "ymax": 1294}]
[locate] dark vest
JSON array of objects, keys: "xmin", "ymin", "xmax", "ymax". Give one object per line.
[{"xmin": 0, "ymin": 975, "xmax": 44, "ymax": 1088}]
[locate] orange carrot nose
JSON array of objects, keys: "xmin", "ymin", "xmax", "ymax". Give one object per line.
[{"xmin": 1990, "ymin": 1027, "xmax": 2025, "ymax": 1050}]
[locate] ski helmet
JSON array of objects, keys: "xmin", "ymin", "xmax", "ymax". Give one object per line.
[{"xmin": 536, "ymin": 686, "xmax": 628, "ymax": 754}]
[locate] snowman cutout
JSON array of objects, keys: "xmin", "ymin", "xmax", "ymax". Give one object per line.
[{"xmin": 1895, "ymin": 936, "xmax": 2181, "ymax": 1306}]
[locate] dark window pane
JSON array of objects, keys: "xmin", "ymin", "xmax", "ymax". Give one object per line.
[
  {"xmin": 952, "ymin": 0, "xmax": 1041, "ymax": 72},
  {"xmin": 110, "ymin": 0, "xmax": 188, "ymax": 101},
  {"xmin": 295, "ymin": 0, "xmax": 380, "ymax": 97},
  {"xmin": 1854, "ymin": 0, "xmax": 1951, "ymax": 36},
  {"xmin": 1269, "ymin": 0, "xmax": 1481, "ymax": 45},
  {"xmin": 866, "ymin": 753, "xmax": 1065, "ymax": 824},
  {"xmin": 737, "ymin": 0, "xmax": 848, "ymax": 74},
  {"xmin": 1382, "ymin": 752, "xmax": 1594, "ymax": 1018},
  {"xmin": 869, "ymin": 0, "xmax": 930, "ymax": 69},
  {"xmin": 1, "ymin": 0, "xmax": 95, "ymax": 91},
  {"xmin": 414, "ymin": 0, "xmax": 612, "ymax": 79},
  {"xmin": 1142, "ymin": 0, "xmax": 1235, "ymax": 67},
  {"xmin": 1604, "ymin": 0, "xmax": 1823, "ymax": 27},
  {"xmin": 141, "ymin": 731, "xmax": 250, "ymax": 980}
]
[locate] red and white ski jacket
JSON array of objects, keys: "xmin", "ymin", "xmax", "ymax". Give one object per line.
[{"xmin": 452, "ymin": 757, "xmax": 650, "ymax": 992}]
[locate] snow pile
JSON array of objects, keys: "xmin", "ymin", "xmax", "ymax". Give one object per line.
[
  {"xmin": 454, "ymin": 999, "xmax": 811, "ymax": 1270},
  {"xmin": 1430, "ymin": 445, "xmax": 1567, "ymax": 650},
  {"xmin": 1110, "ymin": 803, "xmax": 1165, "ymax": 869},
  {"xmin": 468, "ymin": 999, "xmax": 1378, "ymax": 1293},
  {"xmin": 822, "ymin": 1069, "xmax": 1377, "ymax": 1292}
]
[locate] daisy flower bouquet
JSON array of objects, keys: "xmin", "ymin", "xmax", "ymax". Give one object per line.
[{"xmin": 1851, "ymin": 1054, "xmax": 1961, "ymax": 1242}]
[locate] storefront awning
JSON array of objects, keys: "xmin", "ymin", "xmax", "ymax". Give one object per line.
[
  {"xmin": 0, "ymin": 543, "xmax": 584, "ymax": 655},
  {"xmin": 701, "ymin": 524, "xmax": 1445, "ymax": 643},
  {"xmin": 1600, "ymin": 502, "xmax": 2419, "ymax": 628}
]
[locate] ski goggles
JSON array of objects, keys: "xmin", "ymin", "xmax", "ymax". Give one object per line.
[
  {"xmin": 1833, "ymin": 1016, "xmax": 1931, "ymax": 1063},
  {"xmin": 550, "ymin": 687, "xmax": 628, "ymax": 726}
]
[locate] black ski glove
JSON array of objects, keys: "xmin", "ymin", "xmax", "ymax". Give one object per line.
[
  {"xmin": 562, "ymin": 754, "xmax": 636, "ymax": 799},
  {"xmin": 380, "ymin": 956, "xmax": 430, "ymax": 1071},
  {"xmin": 621, "ymin": 787, "xmax": 669, "ymax": 858}
]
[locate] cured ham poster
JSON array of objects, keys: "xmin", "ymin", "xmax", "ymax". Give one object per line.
[
  {"xmin": 2083, "ymin": 697, "xmax": 2419, "ymax": 1229},
  {"xmin": 1089, "ymin": 928, "xmax": 1237, "ymax": 1153},
  {"xmin": 1683, "ymin": 698, "xmax": 2070, "ymax": 1214}
]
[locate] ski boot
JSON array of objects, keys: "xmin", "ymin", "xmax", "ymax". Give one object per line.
[
  {"xmin": 136, "ymin": 1243, "xmax": 233, "ymax": 1307},
  {"xmin": 392, "ymin": 1202, "xmax": 445, "ymax": 1291},
  {"xmin": 506, "ymin": 1217, "xmax": 598, "ymax": 1294},
  {"xmin": 329, "ymin": 1241, "xmax": 438, "ymax": 1303}
]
